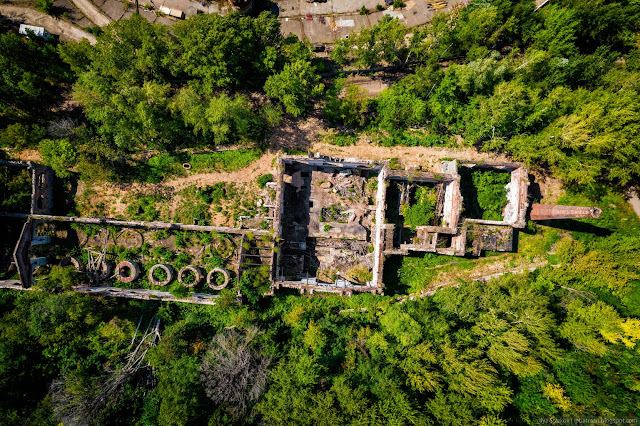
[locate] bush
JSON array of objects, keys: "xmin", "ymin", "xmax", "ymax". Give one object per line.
[
  {"xmin": 126, "ymin": 194, "xmax": 163, "ymax": 221},
  {"xmin": 37, "ymin": 265, "xmax": 81, "ymax": 292},
  {"xmin": 35, "ymin": 0, "xmax": 54, "ymax": 14},
  {"xmin": 256, "ymin": 174, "xmax": 273, "ymax": 189},
  {"xmin": 0, "ymin": 123, "xmax": 46, "ymax": 149},
  {"xmin": 401, "ymin": 186, "xmax": 438, "ymax": 229},
  {"xmin": 39, "ymin": 139, "xmax": 77, "ymax": 178},
  {"xmin": 324, "ymin": 83, "xmax": 370, "ymax": 127},
  {"xmin": 472, "ymin": 170, "xmax": 511, "ymax": 221},
  {"xmin": 238, "ymin": 271, "xmax": 271, "ymax": 304}
]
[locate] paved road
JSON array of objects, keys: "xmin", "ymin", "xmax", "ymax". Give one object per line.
[
  {"xmin": 83, "ymin": 0, "xmax": 463, "ymax": 44},
  {"xmin": 68, "ymin": 0, "xmax": 111, "ymax": 26},
  {"xmin": 0, "ymin": 5, "xmax": 97, "ymax": 43},
  {"xmin": 277, "ymin": 0, "xmax": 464, "ymax": 44}
]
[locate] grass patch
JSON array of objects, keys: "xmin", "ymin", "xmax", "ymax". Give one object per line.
[
  {"xmin": 371, "ymin": 130, "xmax": 455, "ymax": 147},
  {"xmin": 127, "ymin": 148, "xmax": 263, "ymax": 183},
  {"xmin": 257, "ymin": 174, "xmax": 273, "ymax": 189},
  {"xmin": 174, "ymin": 187, "xmax": 212, "ymax": 225},
  {"xmin": 557, "ymin": 191, "xmax": 640, "ymax": 237},
  {"xmin": 125, "ymin": 193, "xmax": 166, "ymax": 222},
  {"xmin": 187, "ymin": 149, "xmax": 263, "ymax": 173}
]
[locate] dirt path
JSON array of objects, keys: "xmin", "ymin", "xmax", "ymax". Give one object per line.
[
  {"xmin": 0, "ymin": 5, "xmax": 97, "ymax": 43},
  {"xmin": 627, "ymin": 189, "xmax": 640, "ymax": 219},
  {"xmin": 68, "ymin": 0, "xmax": 111, "ymax": 26},
  {"xmin": 78, "ymin": 116, "xmax": 566, "ymax": 220},
  {"xmin": 164, "ymin": 151, "xmax": 278, "ymax": 191},
  {"xmin": 269, "ymin": 116, "xmax": 515, "ymax": 171}
]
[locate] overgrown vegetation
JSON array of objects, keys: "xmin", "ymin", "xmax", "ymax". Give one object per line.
[
  {"xmin": 2, "ymin": 0, "xmax": 640, "ymax": 424},
  {"xmin": 401, "ymin": 186, "xmax": 438, "ymax": 229},
  {"xmin": 465, "ymin": 169, "xmax": 511, "ymax": 221}
]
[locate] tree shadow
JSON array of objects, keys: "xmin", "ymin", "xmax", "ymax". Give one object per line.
[
  {"xmin": 52, "ymin": 175, "xmax": 77, "ymax": 215},
  {"xmin": 267, "ymin": 116, "xmax": 316, "ymax": 153},
  {"xmin": 382, "ymin": 255, "xmax": 408, "ymax": 296},
  {"xmin": 528, "ymin": 173, "xmax": 542, "ymax": 203}
]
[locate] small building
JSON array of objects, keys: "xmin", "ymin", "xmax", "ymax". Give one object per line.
[{"xmin": 19, "ymin": 24, "xmax": 52, "ymax": 39}]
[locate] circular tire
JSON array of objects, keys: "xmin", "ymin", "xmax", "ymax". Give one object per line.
[
  {"xmin": 178, "ymin": 265, "xmax": 203, "ymax": 288},
  {"xmin": 206, "ymin": 268, "xmax": 231, "ymax": 290},
  {"xmin": 60, "ymin": 256, "xmax": 85, "ymax": 272},
  {"xmin": 97, "ymin": 260, "xmax": 114, "ymax": 281},
  {"xmin": 148, "ymin": 263, "xmax": 174, "ymax": 286},
  {"xmin": 115, "ymin": 260, "xmax": 140, "ymax": 283}
]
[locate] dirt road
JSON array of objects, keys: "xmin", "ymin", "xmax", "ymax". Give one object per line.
[
  {"xmin": 68, "ymin": 0, "xmax": 111, "ymax": 26},
  {"xmin": 77, "ymin": 115, "xmax": 567, "ymax": 221},
  {"xmin": 627, "ymin": 189, "xmax": 640, "ymax": 219},
  {"xmin": 0, "ymin": 5, "xmax": 97, "ymax": 44}
]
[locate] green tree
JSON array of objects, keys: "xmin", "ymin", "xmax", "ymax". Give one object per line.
[
  {"xmin": 39, "ymin": 139, "xmax": 77, "ymax": 178},
  {"xmin": 63, "ymin": 16, "xmax": 181, "ymax": 150},
  {"xmin": 173, "ymin": 88, "xmax": 258, "ymax": 145},
  {"xmin": 264, "ymin": 60, "xmax": 323, "ymax": 117},
  {"xmin": 36, "ymin": 266, "xmax": 81, "ymax": 293},
  {"xmin": 323, "ymin": 82, "xmax": 370, "ymax": 127},
  {"xmin": 376, "ymin": 85, "xmax": 427, "ymax": 131},
  {"xmin": 0, "ymin": 123, "xmax": 46, "ymax": 149},
  {"xmin": 0, "ymin": 32, "xmax": 70, "ymax": 127},
  {"xmin": 172, "ymin": 12, "xmax": 283, "ymax": 94},
  {"xmin": 332, "ymin": 16, "xmax": 409, "ymax": 69}
]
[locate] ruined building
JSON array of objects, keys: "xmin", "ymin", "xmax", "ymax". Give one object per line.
[
  {"xmin": 270, "ymin": 155, "xmax": 601, "ymax": 296},
  {"xmin": 0, "ymin": 156, "xmax": 602, "ymax": 302}
]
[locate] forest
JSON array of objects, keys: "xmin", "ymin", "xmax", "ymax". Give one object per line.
[{"xmin": 1, "ymin": 0, "xmax": 640, "ymax": 424}]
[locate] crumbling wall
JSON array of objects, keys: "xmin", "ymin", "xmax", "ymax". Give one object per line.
[
  {"xmin": 371, "ymin": 165, "xmax": 388, "ymax": 293},
  {"xmin": 30, "ymin": 163, "xmax": 53, "ymax": 215},
  {"xmin": 502, "ymin": 166, "xmax": 530, "ymax": 228}
]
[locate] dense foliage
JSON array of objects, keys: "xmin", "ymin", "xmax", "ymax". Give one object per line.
[
  {"xmin": 1, "ymin": 208, "xmax": 639, "ymax": 424},
  {"xmin": 0, "ymin": 13, "xmax": 317, "ymax": 181},
  {"xmin": 331, "ymin": 0, "xmax": 640, "ymax": 188},
  {"xmin": 0, "ymin": 32, "xmax": 70, "ymax": 131},
  {"xmin": 401, "ymin": 186, "xmax": 438, "ymax": 229},
  {"xmin": 1, "ymin": 0, "xmax": 640, "ymax": 424}
]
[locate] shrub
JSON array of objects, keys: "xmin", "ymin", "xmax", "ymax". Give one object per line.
[
  {"xmin": 40, "ymin": 139, "xmax": 77, "ymax": 178},
  {"xmin": 472, "ymin": 170, "xmax": 511, "ymax": 221},
  {"xmin": 257, "ymin": 174, "xmax": 273, "ymax": 189},
  {"xmin": 35, "ymin": 0, "xmax": 54, "ymax": 14},
  {"xmin": 238, "ymin": 270, "xmax": 271, "ymax": 304},
  {"xmin": 401, "ymin": 186, "xmax": 438, "ymax": 229},
  {"xmin": 324, "ymin": 83, "xmax": 370, "ymax": 127}
]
